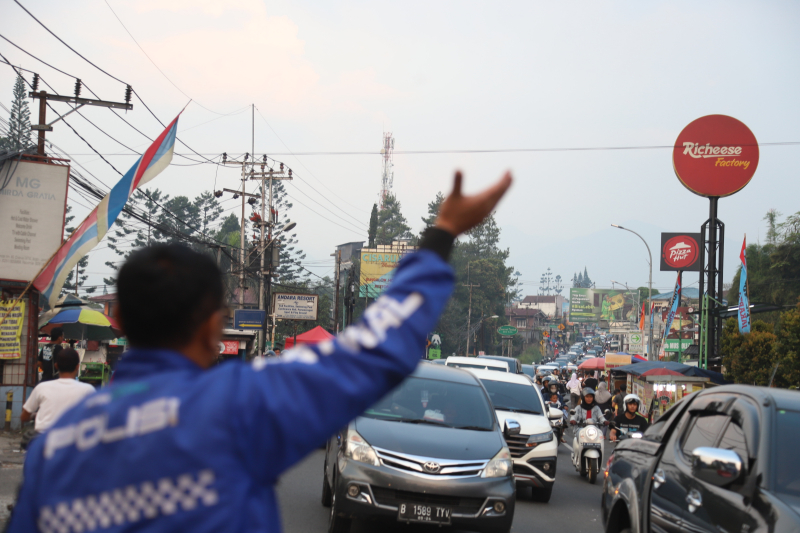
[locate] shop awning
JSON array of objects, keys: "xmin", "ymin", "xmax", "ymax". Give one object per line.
[
  {"xmin": 284, "ymin": 326, "xmax": 335, "ymax": 348},
  {"xmin": 611, "ymin": 360, "xmax": 727, "ymax": 385}
]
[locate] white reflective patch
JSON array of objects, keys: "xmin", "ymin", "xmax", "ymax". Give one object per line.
[
  {"xmin": 318, "ymin": 341, "xmax": 335, "ymax": 355},
  {"xmin": 280, "ymin": 346, "xmax": 319, "ymax": 364},
  {"xmin": 75, "ymin": 416, "xmax": 105, "ymax": 452},
  {"xmin": 84, "ymin": 393, "xmax": 111, "ymax": 408},
  {"xmin": 252, "ymin": 357, "xmax": 268, "ymax": 371}
]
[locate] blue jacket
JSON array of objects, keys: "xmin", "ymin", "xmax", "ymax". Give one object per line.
[{"xmin": 9, "ymin": 249, "xmax": 454, "ymax": 533}]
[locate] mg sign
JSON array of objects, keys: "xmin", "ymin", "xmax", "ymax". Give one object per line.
[
  {"xmin": 673, "ymin": 115, "xmax": 759, "ymax": 198},
  {"xmin": 660, "ymin": 233, "xmax": 702, "ymax": 271}
]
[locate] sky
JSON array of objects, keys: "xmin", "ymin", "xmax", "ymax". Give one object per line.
[{"xmin": 2, "ymin": 0, "xmax": 799, "ymax": 297}]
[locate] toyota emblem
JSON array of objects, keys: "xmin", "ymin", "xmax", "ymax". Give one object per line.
[{"xmin": 422, "ymin": 461, "xmax": 441, "ymax": 474}]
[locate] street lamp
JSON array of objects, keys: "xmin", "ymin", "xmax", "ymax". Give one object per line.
[{"xmin": 611, "ymin": 224, "xmax": 654, "ymax": 360}]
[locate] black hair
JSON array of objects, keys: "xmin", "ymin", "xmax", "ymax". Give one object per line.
[
  {"xmin": 55, "ymin": 348, "xmax": 80, "ymax": 373},
  {"xmin": 117, "ymin": 244, "xmax": 225, "ymax": 348},
  {"xmin": 50, "ymin": 327, "xmax": 63, "ymax": 341}
]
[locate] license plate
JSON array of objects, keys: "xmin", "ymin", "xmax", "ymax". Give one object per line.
[
  {"xmin": 582, "ymin": 442, "xmax": 601, "ymax": 448},
  {"xmin": 397, "ymin": 502, "xmax": 452, "ymax": 525}
]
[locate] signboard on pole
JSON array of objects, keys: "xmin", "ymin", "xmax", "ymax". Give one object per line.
[
  {"xmin": 0, "ymin": 161, "xmax": 69, "ymax": 282},
  {"xmin": 660, "ymin": 233, "xmax": 702, "ymax": 272},
  {"xmin": 628, "ymin": 332, "xmax": 645, "ymax": 354},
  {"xmin": 673, "ymin": 115, "xmax": 759, "ymax": 198},
  {"xmin": 569, "ymin": 288, "xmax": 637, "ymax": 323},
  {"xmin": 605, "ymin": 353, "xmax": 632, "ymax": 371},
  {"xmin": 358, "ymin": 245, "xmax": 416, "ymax": 297},
  {"xmin": 233, "ymin": 309, "xmax": 266, "ymax": 330},
  {"xmin": 272, "ymin": 293, "xmax": 319, "ymax": 321},
  {"xmin": 497, "ymin": 325, "xmax": 518, "ymax": 336}
]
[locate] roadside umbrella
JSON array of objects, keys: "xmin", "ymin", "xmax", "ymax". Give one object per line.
[
  {"xmin": 578, "ymin": 357, "xmax": 606, "ymax": 371},
  {"xmin": 640, "ymin": 368, "xmax": 684, "ymax": 378},
  {"xmin": 39, "ymin": 307, "xmax": 122, "ymax": 341}
]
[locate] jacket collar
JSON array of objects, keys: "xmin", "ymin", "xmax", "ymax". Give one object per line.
[{"xmin": 113, "ymin": 348, "xmax": 203, "ymax": 382}]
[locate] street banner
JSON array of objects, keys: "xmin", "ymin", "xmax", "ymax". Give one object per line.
[
  {"xmin": 34, "ymin": 113, "xmax": 181, "ymax": 308},
  {"xmin": 639, "ymin": 302, "xmax": 645, "ymax": 331},
  {"xmin": 659, "ymin": 272, "xmax": 682, "ymax": 359},
  {"xmin": 359, "ymin": 245, "xmax": 416, "ymax": 298},
  {"xmin": 738, "ymin": 236, "xmax": 751, "ymax": 333},
  {"xmin": 568, "ymin": 288, "xmax": 637, "ymax": 323},
  {"xmin": 0, "ymin": 300, "xmax": 25, "ymax": 359}
]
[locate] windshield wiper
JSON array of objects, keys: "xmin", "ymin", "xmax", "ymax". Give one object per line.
[
  {"xmin": 497, "ymin": 408, "xmax": 542, "ymax": 415},
  {"xmin": 453, "ymin": 425, "xmax": 493, "ymax": 431},
  {"xmin": 396, "ymin": 418, "xmax": 447, "ymax": 426}
]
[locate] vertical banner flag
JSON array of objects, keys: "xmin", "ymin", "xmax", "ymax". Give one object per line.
[
  {"xmin": 738, "ymin": 236, "xmax": 751, "ymax": 333},
  {"xmin": 34, "ymin": 114, "xmax": 181, "ymax": 308},
  {"xmin": 639, "ymin": 301, "xmax": 645, "ymax": 331},
  {"xmin": 660, "ymin": 272, "xmax": 682, "ymax": 359}
]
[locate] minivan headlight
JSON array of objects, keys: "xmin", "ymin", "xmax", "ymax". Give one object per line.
[
  {"xmin": 482, "ymin": 447, "xmax": 513, "ymax": 478},
  {"xmin": 343, "ymin": 428, "xmax": 380, "ymax": 466},
  {"xmin": 526, "ymin": 431, "xmax": 554, "ymax": 447}
]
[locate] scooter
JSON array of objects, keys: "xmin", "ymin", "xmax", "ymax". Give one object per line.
[
  {"xmin": 568, "ymin": 409, "xmax": 611, "ymax": 484},
  {"xmin": 547, "ymin": 406, "xmax": 565, "ymax": 442}
]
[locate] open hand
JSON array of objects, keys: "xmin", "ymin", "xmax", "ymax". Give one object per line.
[{"xmin": 435, "ymin": 171, "xmax": 512, "ymax": 236}]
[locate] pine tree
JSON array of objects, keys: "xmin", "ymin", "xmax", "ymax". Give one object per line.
[
  {"xmin": 421, "ymin": 192, "xmax": 445, "ymax": 229},
  {"xmin": 375, "ymin": 193, "xmax": 411, "ymax": 245},
  {"xmin": 368, "ymin": 204, "xmax": 378, "ymax": 248},
  {"xmin": 269, "ymin": 180, "xmax": 307, "ymax": 282},
  {"xmin": 6, "ymin": 74, "xmax": 32, "ymax": 151}
]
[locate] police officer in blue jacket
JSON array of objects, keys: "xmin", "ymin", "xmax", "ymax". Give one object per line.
[{"xmin": 9, "ymin": 171, "xmax": 511, "ymax": 533}]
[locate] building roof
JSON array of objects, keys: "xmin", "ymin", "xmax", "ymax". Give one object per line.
[
  {"xmin": 88, "ymin": 294, "xmax": 118, "ymax": 302},
  {"xmin": 506, "ymin": 307, "xmax": 547, "ymax": 317},
  {"xmin": 522, "ymin": 295, "xmax": 557, "ymax": 304}
]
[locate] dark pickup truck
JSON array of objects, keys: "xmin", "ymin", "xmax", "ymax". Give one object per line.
[{"xmin": 602, "ymin": 385, "xmax": 800, "ymax": 533}]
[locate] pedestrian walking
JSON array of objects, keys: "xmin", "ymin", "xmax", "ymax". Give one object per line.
[
  {"xmin": 566, "ymin": 372, "xmax": 582, "ymax": 409},
  {"xmin": 37, "ymin": 328, "xmax": 64, "ymax": 382},
  {"xmin": 7, "ymin": 170, "xmax": 511, "ymax": 533}
]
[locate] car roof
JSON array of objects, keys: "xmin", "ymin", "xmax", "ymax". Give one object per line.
[
  {"xmin": 478, "ymin": 355, "xmax": 518, "ymax": 365},
  {"xmin": 697, "ymin": 384, "xmax": 800, "ymax": 411},
  {"xmin": 444, "ymin": 356, "xmax": 507, "ymax": 369},
  {"xmin": 411, "ymin": 360, "xmax": 483, "ymax": 385},
  {"xmin": 462, "ymin": 367, "xmax": 535, "ymax": 386}
]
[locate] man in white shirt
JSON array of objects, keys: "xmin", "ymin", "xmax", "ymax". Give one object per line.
[{"xmin": 21, "ymin": 348, "xmax": 95, "ymax": 433}]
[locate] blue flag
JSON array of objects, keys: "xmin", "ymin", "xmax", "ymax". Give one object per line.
[
  {"xmin": 738, "ymin": 236, "xmax": 751, "ymax": 333},
  {"xmin": 660, "ymin": 272, "xmax": 682, "ymax": 359}
]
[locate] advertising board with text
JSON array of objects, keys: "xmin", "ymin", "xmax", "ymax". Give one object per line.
[
  {"xmin": 0, "ymin": 161, "xmax": 69, "ymax": 282},
  {"xmin": 272, "ymin": 293, "xmax": 319, "ymax": 321},
  {"xmin": 358, "ymin": 246, "xmax": 416, "ymax": 297},
  {"xmin": 568, "ymin": 288, "xmax": 637, "ymax": 323},
  {"xmin": 0, "ymin": 300, "xmax": 25, "ymax": 359},
  {"xmin": 660, "ymin": 233, "xmax": 702, "ymax": 272}
]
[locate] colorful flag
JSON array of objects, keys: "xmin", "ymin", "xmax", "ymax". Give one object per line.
[
  {"xmin": 639, "ymin": 301, "xmax": 645, "ymax": 331},
  {"xmin": 738, "ymin": 236, "xmax": 751, "ymax": 333},
  {"xmin": 34, "ymin": 114, "xmax": 180, "ymax": 308},
  {"xmin": 660, "ymin": 272, "xmax": 682, "ymax": 359}
]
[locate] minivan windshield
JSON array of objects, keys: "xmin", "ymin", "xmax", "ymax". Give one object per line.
[
  {"xmin": 479, "ymin": 379, "xmax": 543, "ymax": 415},
  {"xmin": 362, "ymin": 376, "xmax": 495, "ymax": 430},
  {"xmin": 774, "ymin": 409, "xmax": 800, "ymax": 499}
]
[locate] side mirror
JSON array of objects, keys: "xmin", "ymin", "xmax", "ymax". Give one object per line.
[
  {"xmin": 691, "ymin": 447, "xmax": 743, "ymax": 487},
  {"xmin": 504, "ymin": 419, "xmax": 521, "ymax": 437},
  {"xmin": 548, "ymin": 407, "xmax": 562, "ymax": 420},
  {"xmin": 569, "ymin": 409, "xmax": 576, "ymax": 416},
  {"xmin": 604, "ymin": 409, "xmax": 613, "ymax": 419}
]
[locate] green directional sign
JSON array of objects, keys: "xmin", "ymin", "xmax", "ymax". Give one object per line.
[
  {"xmin": 630, "ymin": 333, "xmax": 643, "ymax": 344},
  {"xmin": 498, "ymin": 325, "xmax": 518, "ymax": 336}
]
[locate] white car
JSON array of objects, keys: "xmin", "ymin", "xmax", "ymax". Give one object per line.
[
  {"xmin": 444, "ymin": 356, "xmax": 508, "ymax": 372},
  {"xmin": 465, "ymin": 369, "xmax": 560, "ymax": 502},
  {"xmin": 536, "ymin": 364, "xmax": 559, "ymax": 374}
]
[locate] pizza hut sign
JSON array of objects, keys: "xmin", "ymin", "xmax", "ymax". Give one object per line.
[
  {"xmin": 673, "ymin": 115, "xmax": 759, "ymax": 198},
  {"xmin": 660, "ymin": 233, "xmax": 702, "ymax": 272}
]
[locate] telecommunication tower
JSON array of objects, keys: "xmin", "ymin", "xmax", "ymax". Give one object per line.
[{"xmin": 379, "ymin": 132, "xmax": 394, "ymax": 209}]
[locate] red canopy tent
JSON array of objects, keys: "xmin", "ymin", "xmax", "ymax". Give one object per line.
[
  {"xmin": 578, "ymin": 357, "xmax": 606, "ymax": 371},
  {"xmin": 283, "ymin": 326, "xmax": 335, "ymax": 349}
]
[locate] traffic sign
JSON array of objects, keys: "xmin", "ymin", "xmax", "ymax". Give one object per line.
[
  {"xmin": 630, "ymin": 333, "xmax": 643, "ymax": 344},
  {"xmin": 497, "ymin": 325, "xmax": 518, "ymax": 336},
  {"xmin": 558, "ymin": 324, "xmax": 565, "ymax": 330}
]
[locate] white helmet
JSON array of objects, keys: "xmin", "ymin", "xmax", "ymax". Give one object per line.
[{"xmin": 623, "ymin": 393, "xmax": 641, "ymax": 408}]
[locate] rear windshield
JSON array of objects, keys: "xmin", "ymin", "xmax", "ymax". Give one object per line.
[
  {"xmin": 447, "ymin": 362, "xmax": 507, "ymax": 372},
  {"xmin": 363, "ymin": 376, "xmax": 495, "ymax": 430},
  {"xmin": 479, "ymin": 379, "xmax": 543, "ymax": 415},
  {"xmin": 774, "ymin": 409, "xmax": 800, "ymax": 498}
]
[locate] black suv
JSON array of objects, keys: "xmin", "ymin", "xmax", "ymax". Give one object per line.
[{"xmin": 602, "ymin": 385, "xmax": 800, "ymax": 533}]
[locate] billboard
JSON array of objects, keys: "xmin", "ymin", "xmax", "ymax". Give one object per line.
[
  {"xmin": 0, "ymin": 161, "xmax": 69, "ymax": 282},
  {"xmin": 272, "ymin": 293, "xmax": 319, "ymax": 321},
  {"xmin": 233, "ymin": 309, "xmax": 266, "ymax": 330},
  {"xmin": 569, "ymin": 288, "xmax": 637, "ymax": 324},
  {"xmin": 660, "ymin": 233, "xmax": 702, "ymax": 271},
  {"xmin": 359, "ymin": 245, "xmax": 416, "ymax": 297}
]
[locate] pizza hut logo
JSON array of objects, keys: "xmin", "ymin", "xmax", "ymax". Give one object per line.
[{"xmin": 662, "ymin": 236, "xmax": 698, "ymax": 269}]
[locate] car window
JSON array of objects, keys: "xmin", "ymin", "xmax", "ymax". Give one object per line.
[
  {"xmin": 363, "ymin": 376, "xmax": 495, "ymax": 430},
  {"xmin": 774, "ymin": 410, "xmax": 800, "ymax": 498},
  {"xmin": 479, "ymin": 379, "xmax": 543, "ymax": 415},
  {"xmin": 447, "ymin": 362, "xmax": 503, "ymax": 371},
  {"xmin": 681, "ymin": 414, "xmax": 729, "ymax": 458},
  {"xmin": 718, "ymin": 421, "xmax": 748, "ymax": 466}
]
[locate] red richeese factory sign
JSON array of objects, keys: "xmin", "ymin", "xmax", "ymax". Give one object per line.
[{"xmin": 673, "ymin": 115, "xmax": 759, "ymax": 197}]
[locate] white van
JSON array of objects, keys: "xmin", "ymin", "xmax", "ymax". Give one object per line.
[{"xmin": 444, "ymin": 356, "xmax": 508, "ymax": 372}]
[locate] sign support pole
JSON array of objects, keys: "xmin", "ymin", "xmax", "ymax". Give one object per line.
[{"xmin": 698, "ymin": 197, "xmax": 725, "ymax": 370}]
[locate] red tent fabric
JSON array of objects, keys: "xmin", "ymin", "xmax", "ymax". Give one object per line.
[
  {"xmin": 283, "ymin": 326, "xmax": 335, "ymax": 348},
  {"xmin": 578, "ymin": 357, "xmax": 606, "ymax": 371}
]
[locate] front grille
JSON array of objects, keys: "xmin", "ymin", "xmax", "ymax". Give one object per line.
[
  {"xmin": 504, "ymin": 434, "xmax": 530, "ymax": 458},
  {"xmin": 374, "ymin": 447, "xmax": 487, "ymax": 477},
  {"xmin": 371, "ymin": 487, "xmax": 485, "ymax": 512}
]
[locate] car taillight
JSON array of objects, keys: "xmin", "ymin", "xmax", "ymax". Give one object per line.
[{"xmin": 604, "ymin": 453, "xmax": 614, "ymax": 478}]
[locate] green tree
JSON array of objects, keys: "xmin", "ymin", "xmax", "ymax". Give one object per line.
[
  {"xmin": 3, "ymin": 74, "xmax": 32, "ymax": 151},
  {"xmin": 420, "ymin": 191, "xmax": 445, "ymax": 230},
  {"xmin": 764, "ymin": 209, "xmax": 781, "ymax": 245},
  {"xmin": 722, "ymin": 319, "xmax": 778, "ymax": 385},
  {"xmin": 375, "ymin": 193, "xmax": 411, "ymax": 245},
  {"xmin": 772, "ymin": 300, "xmax": 800, "ymax": 388},
  {"xmin": 368, "ymin": 204, "xmax": 378, "ymax": 248}
]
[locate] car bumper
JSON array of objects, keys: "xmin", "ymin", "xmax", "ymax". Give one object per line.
[
  {"xmin": 511, "ymin": 438, "xmax": 558, "ymax": 489},
  {"xmin": 334, "ymin": 457, "xmax": 515, "ymax": 533}
]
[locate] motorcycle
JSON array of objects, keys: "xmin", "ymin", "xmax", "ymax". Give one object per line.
[
  {"xmin": 568, "ymin": 409, "xmax": 611, "ymax": 484},
  {"xmin": 547, "ymin": 406, "xmax": 565, "ymax": 442}
]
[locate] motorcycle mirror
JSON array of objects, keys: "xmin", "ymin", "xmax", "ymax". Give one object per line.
[
  {"xmin": 604, "ymin": 409, "xmax": 613, "ymax": 418},
  {"xmin": 569, "ymin": 409, "xmax": 576, "ymax": 416}
]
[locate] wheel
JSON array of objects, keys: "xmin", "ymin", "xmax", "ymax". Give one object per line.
[
  {"xmin": 588, "ymin": 458, "xmax": 598, "ymax": 484},
  {"xmin": 532, "ymin": 486, "xmax": 553, "ymax": 503},
  {"xmin": 328, "ymin": 474, "xmax": 352, "ymax": 533},
  {"xmin": 580, "ymin": 456, "xmax": 587, "ymax": 477},
  {"xmin": 321, "ymin": 460, "xmax": 332, "ymax": 507}
]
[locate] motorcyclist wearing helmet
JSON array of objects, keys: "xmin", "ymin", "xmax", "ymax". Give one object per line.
[
  {"xmin": 609, "ymin": 394, "xmax": 649, "ymax": 441},
  {"xmin": 569, "ymin": 387, "xmax": 607, "ymax": 426}
]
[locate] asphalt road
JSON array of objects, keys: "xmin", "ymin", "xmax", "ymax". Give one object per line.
[{"xmin": 277, "ymin": 431, "xmax": 613, "ymax": 533}]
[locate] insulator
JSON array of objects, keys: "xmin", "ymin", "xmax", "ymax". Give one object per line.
[
  {"xmin": 32, "ymin": 73, "xmax": 39, "ymax": 92},
  {"xmin": 262, "ymin": 154, "xmax": 267, "ymax": 163},
  {"xmin": 214, "ymin": 190, "xmax": 223, "ymax": 198},
  {"xmin": 279, "ymin": 162, "xmax": 284, "ymax": 171},
  {"xmin": 124, "ymin": 85, "xmax": 132, "ymax": 105},
  {"xmin": 288, "ymin": 168, "xmax": 292, "ymax": 177},
  {"xmin": 74, "ymin": 79, "xmax": 82, "ymax": 98},
  {"xmin": 244, "ymin": 153, "xmax": 249, "ymax": 162},
  {"xmin": 222, "ymin": 152, "xmax": 227, "ymax": 163},
  {"xmin": 232, "ymin": 193, "xmax": 239, "ymax": 200}
]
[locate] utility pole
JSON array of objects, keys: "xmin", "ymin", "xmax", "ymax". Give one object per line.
[
  {"xmin": 29, "ymin": 82, "xmax": 133, "ymax": 156},
  {"xmin": 333, "ymin": 250, "xmax": 342, "ymax": 333},
  {"xmin": 464, "ymin": 263, "xmax": 480, "ymax": 356}
]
